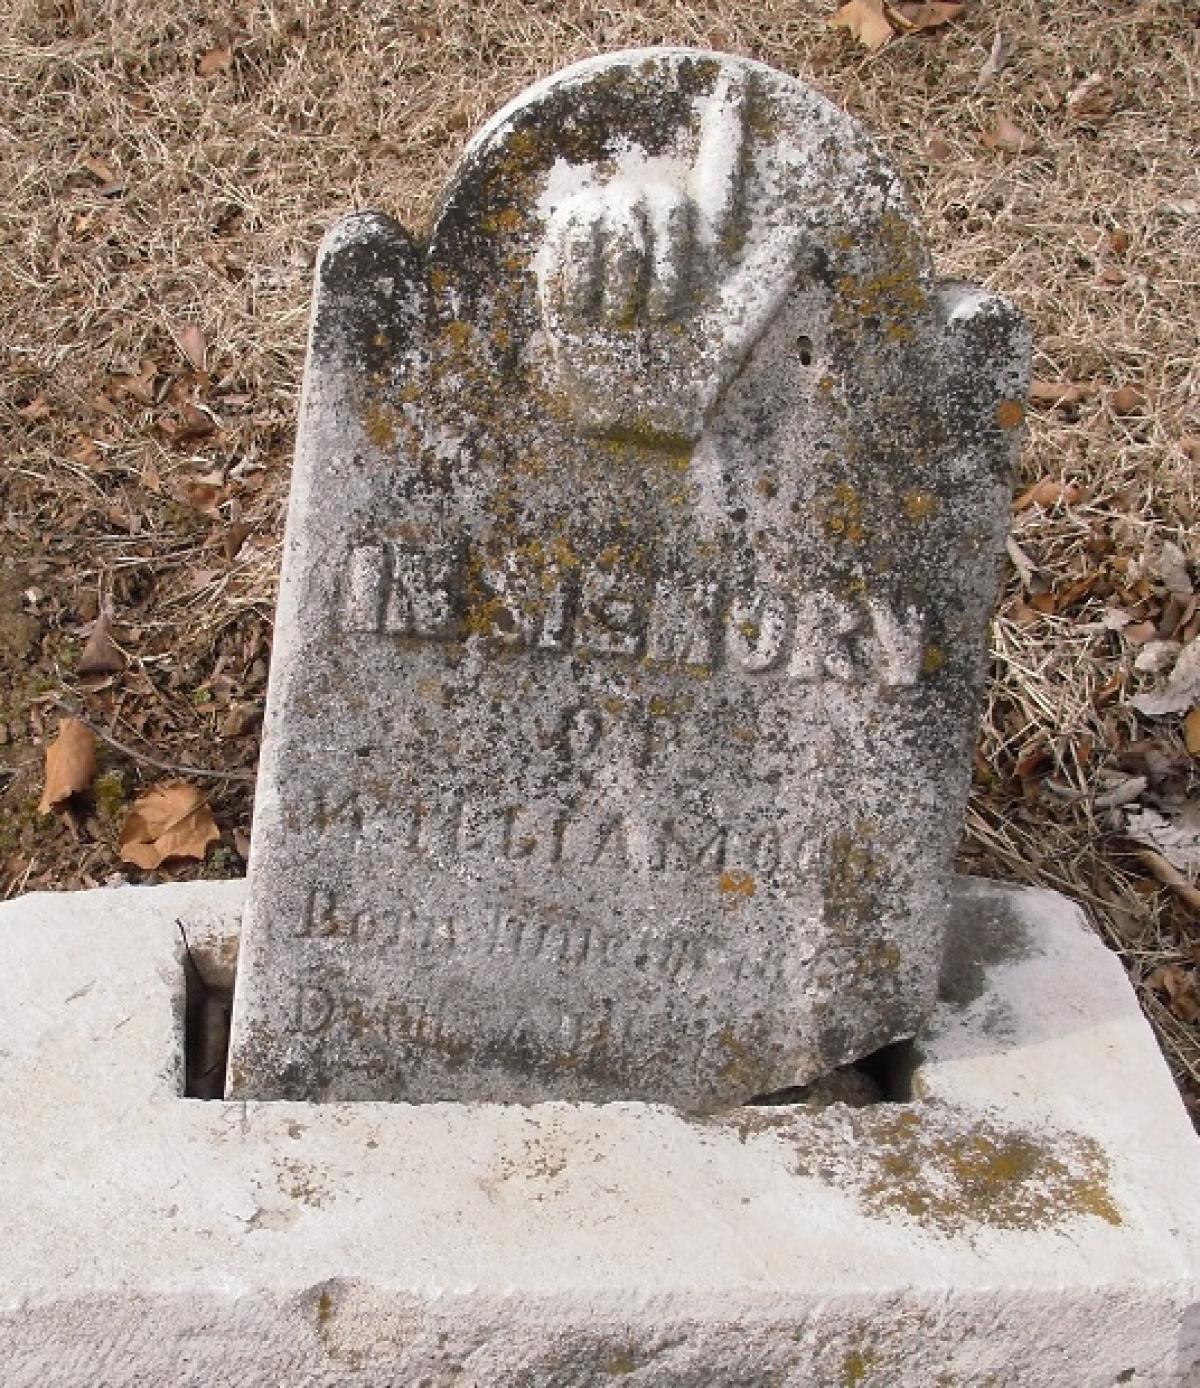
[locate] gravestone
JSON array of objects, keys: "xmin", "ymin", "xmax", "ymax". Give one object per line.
[{"xmin": 226, "ymin": 48, "xmax": 1029, "ymax": 1106}]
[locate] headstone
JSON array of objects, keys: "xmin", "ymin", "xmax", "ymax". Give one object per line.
[{"xmin": 226, "ymin": 48, "xmax": 1029, "ymax": 1106}]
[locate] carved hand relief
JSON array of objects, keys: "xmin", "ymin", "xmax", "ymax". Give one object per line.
[
  {"xmin": 226, "ymin": 48, "xmax": 1030, "ymax": 1107},
  {"xmin": 533, "ymin": 70, "xmax": 807, "ymax": 446}
]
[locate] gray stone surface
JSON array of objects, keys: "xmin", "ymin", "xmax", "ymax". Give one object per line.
[
  {"xmin": 227, "ymin": 48, "xmax": 1030, "ymax": 1105},
  {"xmin": 4, "ymin": 877, "xmax": 1200, "ymax": 1386}
]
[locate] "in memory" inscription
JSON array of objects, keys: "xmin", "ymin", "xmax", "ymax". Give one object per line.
[{"xmin": 343, "ymin": 539, "xmax": 929, "ymax": 686}]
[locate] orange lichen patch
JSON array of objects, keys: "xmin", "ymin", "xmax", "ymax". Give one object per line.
[
  {"xmin": 719, "ymin": 868, "xmax": 756, "ymax": 899},
  {"xmin": 996, "ymin": 399, "xmax": 1026, "ymax": 429}
]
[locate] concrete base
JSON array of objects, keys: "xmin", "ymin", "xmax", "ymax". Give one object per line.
[{"xmin": 1, "ymin": 877, "xmax": 1198, "ymax": 1386}]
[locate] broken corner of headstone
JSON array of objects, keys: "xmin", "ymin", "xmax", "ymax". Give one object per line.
[
  {"xmin": 6, "ymin": 48, "xmax": 1199, "ymax": 1387},
  {"xmin": 226, "ymin": 47, "xmax": 1032, "ymax": 1106}
]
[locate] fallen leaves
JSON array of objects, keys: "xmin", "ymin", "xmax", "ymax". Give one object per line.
[
  {"xmin": 829, "ymin": 0, "xmax": 962, "ymax": 51},
  {"xmin": 38, "ymin": 718, "xmax": 96, "ymax": 814},
  {"xmin": 1029, "ymin": 379, "xmax": 1098, "ymax": 409},
  {"xmin": 119, "ymin": 782, "xmax": 221, "ymax": 869},
  {"xmin": 889, "ymin": 3, "xmax": 964, "ymax": 31},
  {"xmin": 976, "ymin": 30, "xmax": 1014, "ymax": 90},
  {"xmin": 173, "ymin": 322, "xmax": 208, "ymax": 374},
  {"xmin": 981, "ymin": 114, "xmax": 1037, "ymax": 154},
  {"xmin": 1013, "ymin": 477, "xmax": 1084, "ymax": 512},
  {"xmin": 830, "ymin": 0, "xmax": 894, "ymax": 51},
  {"xmin": 1111, "ymin": 385, "xmax": 1146, "ymax": 416},
  {"xmin": 1147, "ymin": 964, "xmax": 1200, "ymax": 1024},
  {"xmin": 77, "ymin": 608, "xmax": 125, "ymax": 677},
  {"xmin": 197, "ymin": 46, "xmax": 233, "ymax": 77},
  {"xmin": 1132, "ymin": 640, "xmax": 1200, "ymax": 717},
  {"xmin": 1067, "ymin": 75, "xmax": 1119, "ymax": 127}
]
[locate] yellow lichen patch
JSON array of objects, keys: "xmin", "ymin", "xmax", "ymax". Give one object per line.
[
  {"xmin": 996, "ymin": 399, "xmax": 1025, "ymax": 429},
  {"xmin": 441, "ymin": 319, "xmax": 472, "ymax": 350},
  {"xmin": 482, "ymin": 207, "xmax": 523, "ymax": 235},
  {"xmin": 823, "ymin": 822, "xmax": 883, "ymax": 937},
  {"xmin": 823, "ymin": 482, "xmax": 866, "ymax": 544},
  {"xmin": 827, "ymin": 1106, "xmax": 1122, "ymax": 1235},
  {"xmin": 922, "ymin": 644, "xmax": 946, "ymax": 676},
  {"xmin": 842, "ymin": 1348, "xmax": 876, "ymax": 1387},
  {"xmin": 362, "ymin": 403, "xmax": 396, "ymax": 449},
  {"xmin": 316, "ymin": 1290, "xmax": 333, "ymax": 1326},
  {"xmin": 903, "ymin": 489, "xmax": 938, "ymax": 522},
  {"xmin": 719, "ymin": 868, "xmax": 756, "ymax": 899}
]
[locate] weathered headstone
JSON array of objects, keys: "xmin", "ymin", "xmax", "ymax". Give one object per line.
[{"xmin": 226, "ymin": 48, "xmax": 1029, "ymax": 1106}]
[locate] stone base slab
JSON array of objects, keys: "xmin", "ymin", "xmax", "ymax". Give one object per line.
[{"xmin": 1, "ymin": 876, "xmax": 1198, "ymax": 1385}]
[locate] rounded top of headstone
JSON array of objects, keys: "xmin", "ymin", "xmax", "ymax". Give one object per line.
[{"xmin": 428, "ymin": 47, "xmax": 928, "ymax": 446}]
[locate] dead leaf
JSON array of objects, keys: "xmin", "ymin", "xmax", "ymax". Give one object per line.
[
  {"xmin": 78, "ymin": 609, "xmax": 125, "ymax": 676},
  {"xmin": 219, "ymin": 702, "xmax": 259, "ymax": 738},
  {"xmin": 119, "ymin": 782, "xmax": 220, "ymax": 869},
  {"xmin": 1005, "ymin": 534, "xmax": 1038, "ymax": 590},
  {"xmin": 1146, "ymin": 964, "xmax": 1200, "ymax": 1024},
  {"xmin": 1111, "ymin": 385, "xmax": 1145, "ymax": 415},
  {"xmin": 1067, "ymin": 74, "xmax": 1117, "ymax": 126},
  {"xmin": 1134, "ymin": 640, "xmax": 1181, "ymax": 676},
  {"xmin": 1152, "ymin": 539, "xmax": 1193, "ymax": 600},
  {"xmin": 82, "ymin": 156, "xmax": 116, "ymax": 184},
  {"xmin": 198, "ymin": 46, "xmax": 233, "ymax": 77},
  {"xmin": 976, "ymin": 30, "xmax": 1013, "ymax": 89},
  {"xmin": 70, "ymin": 435, "xmax": 102, "ymax": 467},
  {"xmin": 179, "ymin": 473, "xmax": 225, "ymax": 515},
  {"xmin": 1028, "ymin": 379, "xmax": 1096, "ymax": 409},
  {"xmin": 223, "ymin": 520, "xmax": 254, "ymax": 561},
  {"xmin": 830, "ymin": 0, "xmax": 895, "ymax": 51},
  {"xmin": 981, "ymin": 114, "xmax": 1037, "ymax": 154},
  {"xmin": 925, "ymin": 132, "xmax": 952, "ymax": 161},
  {"xmin": 1093, "ymin": 774, "xmax": 1148, "ymax": 810},
  {"xmin": 1133, "ymin": 639, "xmax": 1200, "ymax": 716},
  {"xmin": 111, "ymin": 359, "xmax": 158, "ymax": 405},
  {"xmin": 174, "ymin": 322, "xmax": 207, "ymax": 373},
  {"xmin": 1013, "ymin": 477, "xmax": 1083, "ymax": 511},
  {"xmin": 18, "ymin": 393, "xmax": 51, "ymax": 421},
  {"xmin": 888, "ymin": 3, "xmax": 964, "ymax": 33},
  {"xmin": 1123, "ymin": 620, "xmax": 1159, "ymax": 646},
  {"xmin": 38, "ymin": 718, "xmax": 96, "ymax": 814},
  {"xmin": 80, "ymin": 156, "xmax": 124, "ymax": 198},
  {"xmin": 1132, "ymin": 847, "xmax": 1200, "ymax": 912}
]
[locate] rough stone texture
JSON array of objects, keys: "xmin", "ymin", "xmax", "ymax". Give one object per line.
[
  {"xmin": 227, "ymin": 48, "xmax": 1031, "ymax": 1105},
  {"xmin": 2, "ymin": 877, "xmax": 1199, "ymax": 1385}
]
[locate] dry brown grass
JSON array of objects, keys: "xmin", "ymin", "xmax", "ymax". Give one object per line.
[{"xmin": 1, "ymin": 1, "xmax": 1197, "ymax": 1112}]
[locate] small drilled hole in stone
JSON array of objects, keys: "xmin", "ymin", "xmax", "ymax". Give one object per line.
[
  {"xmin": 796, "ymin": 335, "xmax": 814, "ymax": 367},
  {"xmin": 745, "ymin": 1037, "xmax": 918, "ymax": 1109},
  {"xmin": 183, "ymin": 949, "xmax": 233, "ymax": 1100}
]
